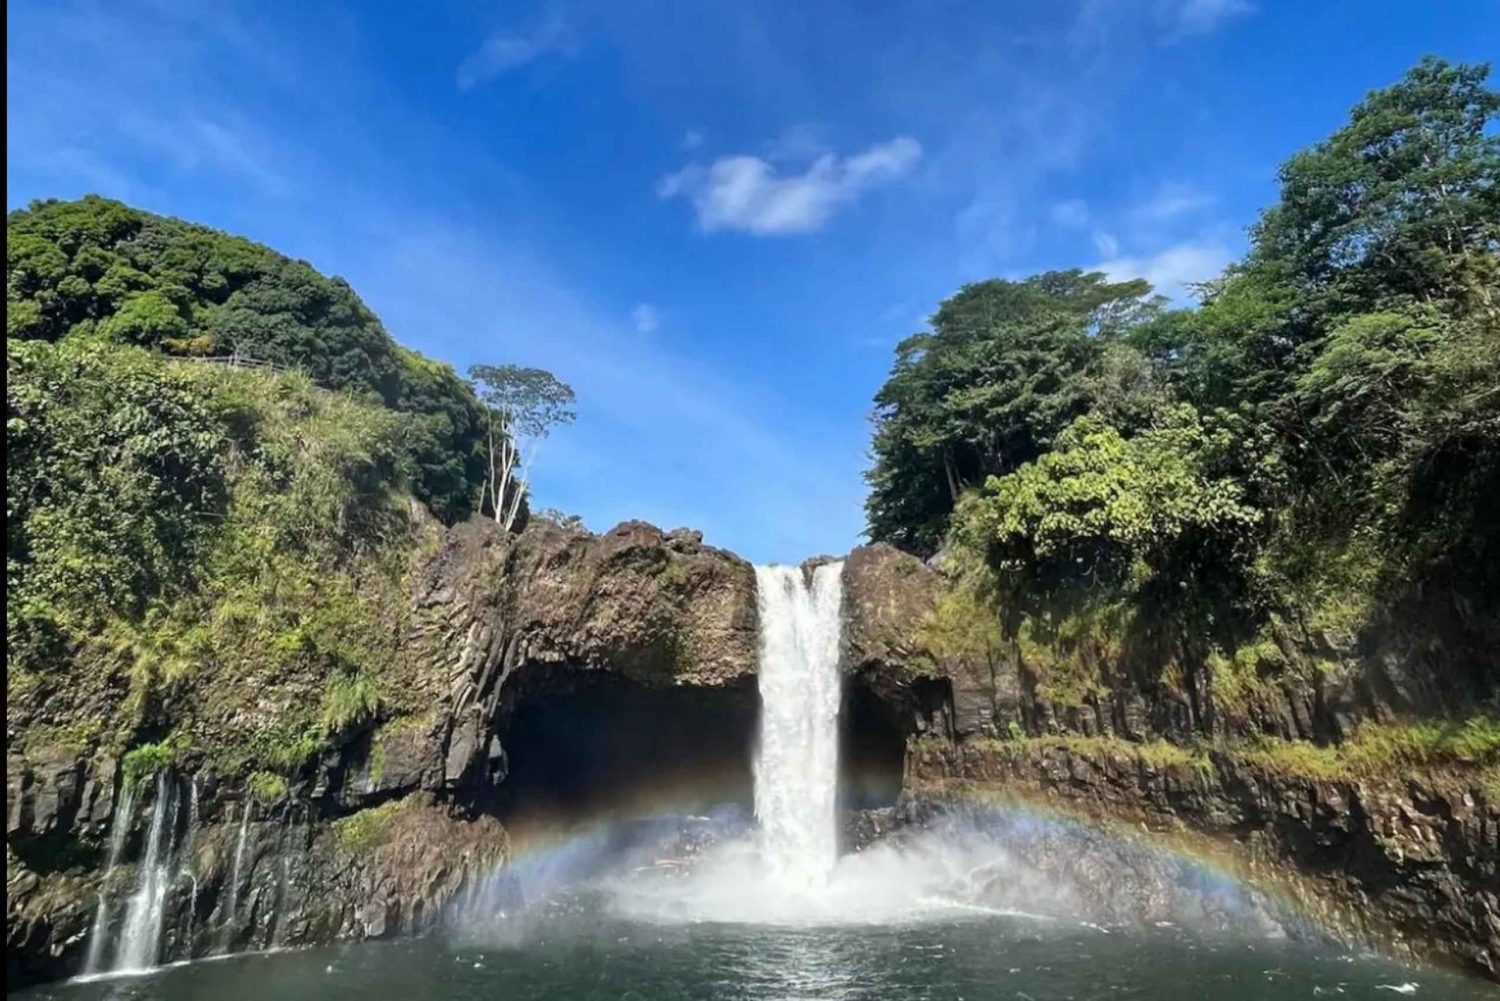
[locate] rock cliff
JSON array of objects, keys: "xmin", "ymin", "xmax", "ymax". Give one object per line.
[{"xmin": 6, "ymin": 522, "xmax": 1497, "ymax": 987}]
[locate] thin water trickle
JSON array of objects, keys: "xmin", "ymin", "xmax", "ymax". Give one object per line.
[
  {"xmin": 220, "ymin": 802, "xmax": 252, "ymax": 952},
  {"xmin": 81, "ymin": 780, "xmax": 137, "ymax": 974},
  {"xmin": 270, "ymin": 816, "xmax": 293, "ymax": 949},
  {"xmin": 752, "ymin": 562, "xmax": 844, "ymax": 890},
  {"xmin": 177, "ymin": 779, "xmax": 199, "ymax": 960}
]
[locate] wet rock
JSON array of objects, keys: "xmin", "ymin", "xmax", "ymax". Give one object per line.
[{"xmin": 905, "ymin": 735, "xmax": 1500, "ymax": 981}]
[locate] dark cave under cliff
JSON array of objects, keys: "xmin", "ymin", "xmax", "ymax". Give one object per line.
[{"xmin": 488, "ymin": 671, "xmax": 910, "ymax": 827}]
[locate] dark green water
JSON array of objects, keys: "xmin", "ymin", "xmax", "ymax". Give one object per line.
[{"xmin": 19, "ymin": 903, "xmax": 1486, "ymax": 1000}]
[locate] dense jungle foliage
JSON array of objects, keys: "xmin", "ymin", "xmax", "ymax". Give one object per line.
[
  {"xmin": 5, "ymin": 201, "xmax": 501, "ymax": 771},
  {"xmin": 868, "ymin": 58, "xmax": 1499, "ymax": 718},
  {"xmin": 7, "ymin": 196, "xmax": 489, "ymax": 522}
]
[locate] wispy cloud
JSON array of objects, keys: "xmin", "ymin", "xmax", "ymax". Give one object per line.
[
  {"xmin": 1094, "ymin": 240, "xmax": 1231, "ymax": 301},
  {"xmin": 1050, "ymin": 199, "xmax": 1091, "ymax": 227},
  {"xmin": 631, "ymin": 303, "xmax": 660, "ymax": 333},
  {"xmin": 457, "ymin": 15, "xmax": 578, "ymax": 90},
  {"xmin": 680, "ymin": 129, "xmax": 704, "ymax": 150},
  {"xmin": 659, "ymin": 136, "xmax": 921, "ymax": 236},
  {"xmin": 1164, "ymin": 0, "xmax": 1255, "ymax": 39},
  {"xmin": 1093, "ymin": 231, "xmax": 1120, "ymax": 257},
  {"xmin": 1131, "ymin": 183, "xmax": 1214, "ymax": 222}
]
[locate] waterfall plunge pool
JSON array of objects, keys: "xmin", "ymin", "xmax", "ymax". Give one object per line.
[{"xmin": 18, "ymin": 881, "xmax": 1479, "ymax": 1001}]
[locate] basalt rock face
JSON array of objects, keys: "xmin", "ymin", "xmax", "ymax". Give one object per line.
[
  {"xmin": 7, "ymin": 520, "xmax": 1497, "ymax": 987},
  {"xmin": 904, "ymin": 738, "xmax": 1500, "ymax": 980},
  {"xmin": 838, "ymin": 543, "xmax": 955, "ymax": 734},
  {"xmin": 4, "ymin": 516, "xmax": 760, "ymax": 988},
  {"xmin": 411, "ymin": 517, "xmax": 759, "ymax": 796},
  {"xmin": 825, "ymin": 545, "xmax": 1500, "ymax": 981}
]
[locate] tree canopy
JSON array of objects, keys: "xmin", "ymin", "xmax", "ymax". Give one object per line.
[
  {"xmin": 467, "ymin": 364, "xmax": 577, "ymax": 530},
  {"xmin": 7, "ymin": 196, "xmax": 489, "ymax": 521},
  {"xmin": 865, "ymin": 270, "xmax": 1158, "ymax": 556},
  {"xmin": 869, "ymin": 57, "xmax": 1500, "ymax": 709}
]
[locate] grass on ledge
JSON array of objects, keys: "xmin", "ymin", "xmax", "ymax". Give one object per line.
[
  {"xmin": 1237, "ymin": 717, "xmax": 1500, "ymax": 782},
  {"xmin": 332, "ymin": 797, "xmax": 410, "ymax": 852},
  {"xmin": 980, "ymin": 734, "xmax": 1212, "ymax": 773},
  {"xmin": 980, "ymin": 717, "xmax": 1500, "ymax": 791}
]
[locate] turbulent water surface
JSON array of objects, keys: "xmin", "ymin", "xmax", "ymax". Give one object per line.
[{"xmin": 19, "ymin": 895, "xmax": 1482, "ymax": 1001}]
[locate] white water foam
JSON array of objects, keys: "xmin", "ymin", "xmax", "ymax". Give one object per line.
[
  {"xmin": 752, "ymin": 562, "xmax": 844, "ymax": 891},
  {"xmin": 115, "ymin": 771, "xmax": 179, "ymax": 972}
]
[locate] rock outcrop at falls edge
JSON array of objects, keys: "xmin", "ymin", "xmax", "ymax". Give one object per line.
[
  {"xmin": 6, "ymin": 516, "xmax": 1498, "ymax": 986},
  {"xmin": 7, "ymin": 516, "xmax": 758, "ymax": 986}
]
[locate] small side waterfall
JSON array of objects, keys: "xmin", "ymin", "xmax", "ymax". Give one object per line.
[
  {"xmin": 752, "ymin": 562, "xmax": 845, "ymax": 889},
  {"xmin": 270, "ymin": 811, "xmax": 297, "ymax": 949},
  {"xmin": 81, "ymin": 781, "xmax": 137, "ymax": 975},
  {"xmin": 219, "ymin": 802, "xmax": 252, "ymax": 951},
  {"xmin": 177, "ymin": 779, "xmax": 200, "ymax": 959},
  {"xmin": 115, "ymin": 772, "xmax": 179, "ymax": 972}
]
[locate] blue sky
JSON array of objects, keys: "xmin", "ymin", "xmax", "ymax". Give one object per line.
[{"xmin": 8, "ymin": 0, "xmax": 1497, "ymax": 564}]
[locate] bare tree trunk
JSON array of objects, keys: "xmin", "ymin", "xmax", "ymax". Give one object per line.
[{"xmin": 943, "ymin": 450, "xmax": 961, "ymax": 502}]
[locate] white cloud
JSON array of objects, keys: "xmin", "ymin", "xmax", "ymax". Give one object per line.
[
  {"xmin": 658, "ymin": 136, "xmax": 922, "ymax": 236},
  {"xmin": 1094, "ymin": 241, "xmax": 1231, "ymax": 301},
  {"xmin": 1165, "ymin": 0, "xmax": 1255, "ymax": 38},
  {"xmin": 632, "ymin": 303, "xmax": 660, "ymax": 333},
  {"xmin": 1050, "ymin": 199, "xmax": 1090, "ymax": 228},
  {"xmin": 457, "ymin": 16, "xmax": 577, "ymax": 90},
  {"xmin": 1093, "ymin": 231, "xmax": 1119, "ymax": 257}
]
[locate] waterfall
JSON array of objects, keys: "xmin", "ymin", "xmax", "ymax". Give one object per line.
[
  {"xmin": 114, "ymin": 772, "xmax": 179, "ymax": 972},
  {"xmin": 82, "ymin": 780, "xmax": 137, "ymax": 974},
  {"xmin": 177, "ymin": 779, "xmax": 199, "ymax": 960},
  {"xmin": 752, "ymin": 562, "xmax": 845, "ymax": 889},
  {"xmin": 219, "ymin": 802, "xmax": 252, "ymax": 951},
  {"xmin": 270, "ymin": 815, "xmax": 293, "ymax": 949}
]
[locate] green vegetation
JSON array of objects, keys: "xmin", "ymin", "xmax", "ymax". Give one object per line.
[
  {"xmin": 8, "ymin": 333, "xmax": 418, "ymax": 690},
  {"xmin": 6, "ymin": 336, "xmax": 431, "ymax": 772},
  {"xmin": 250, "ymin": 726, "xmax": 328, "ymax": 775},
  {"xmin": 332, "ymin": 798, "xmax": 409, "ymax": 852},
  {"xmin": 5, "ymin": 199, "xmax": 587, "ymax": 786},
  {"xmin": 1239, "ymin": 718, "xmax": 1500, "ymax": 780},
  {"xmin": 917, "ymin": 575, "xmax": 1005, "ymax": 672},
  {"xmin": 866, "ymin": 269, "xmax": 1157, "ymax": 557},
  {"xmin": 322, "ymin": 672, "xmax": 384, "ymax": 737},
  {"xmin": 868, "ymin": 58, "xmax": 1499, "ymax": 728},
  {"xmin": 986, "ymin": 720, "xmax": 1498, "ymax": 787},
  {"xmin": 7, "ymin": 196, "xmax": 490, "ymax": 521},
  {"xmin": 248, "ymin": 771, "xmax": 289, "ymax": 805},
  {"xmin": 1480, "ymin": 765, "xmax": 1500, "ymax": 802},
  {"xmin": 984, "ymin": 734, "xmax": 1212, "ymax": 773},
  {"xmin": 467, "ymin": 364, "xmax": 577, "ymax": 531},
  {"xmin": 121, "ymin": 739, "xmax": 178, "ymax": 788}
]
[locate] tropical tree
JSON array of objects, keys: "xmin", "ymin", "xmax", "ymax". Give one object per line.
[
  {"xmin": 467, "ymin": 364, "xmax": 577, "ymax": 531},
  {"xmin": 865, "ymin": 270, "xmax": 1158, "ymax": 555}
]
